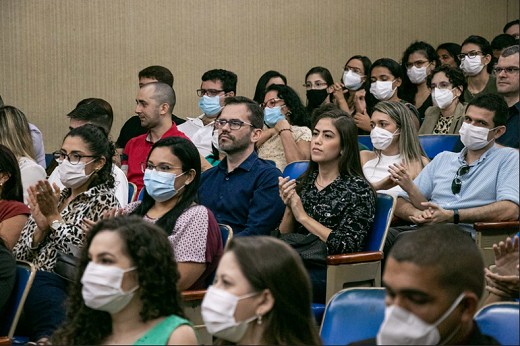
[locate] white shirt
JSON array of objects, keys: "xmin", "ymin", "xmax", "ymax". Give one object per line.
[
  {"xmin": 177, "ymin": 114, "xmax": 218, "ymax": 157},
  {"xmin": 48, "ymin": 164, "xmax": 129, "ymax": 207},
  {"xmin": 19, "ymin": 156, "xmax": 47, "ymax": 204},
  {"xmin": 362, "ymin": 153, "xmax": 403, "ymax": 196}
]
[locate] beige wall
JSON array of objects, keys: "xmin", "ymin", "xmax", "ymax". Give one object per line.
[{"xmin": 0, "ymin": 0, "xmax": 518, "ymax": 151}]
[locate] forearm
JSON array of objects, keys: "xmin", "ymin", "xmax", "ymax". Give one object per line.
[
  {"xmin": 460, "ymin": 201, "xmax": 519, "ymax": 223},
  {"xmin": 32, "ymin": 226, "xmax": 51, "ymax": 247},
  {"xmin": 280, "ymin": 132, "xmax": 308, "ymax": 163},
  {"xmin": 336, "ymin": 96, "xmax": 352, "ymax": 114},
  {"xmin": 406, "ymin": 185, "xmax": 429, "ymax": 210},
  {"xmin": 279, "ymin": 207, "xmax": 296, "ymax": 234},
  {"xmin": 395, "ymin": 197, "xmax": 422, "ymax": 220},
  {"xmin": 297, "ymin": 214, "xmax": 332, "ymax": 243}
]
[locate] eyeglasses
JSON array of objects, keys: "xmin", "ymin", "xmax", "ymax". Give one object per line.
[
  {"xmin": 405, "ymin": 61, "xmax": 430, "ymax": 69},
  {"xmin": 197, "ymin": 89, "xmax": 225, "ymax": 97},
  {"xmin": 493, "ymin": 67, "xmax": 520, "ymax": 75},
  {"xmin": 53, "ymin": 151, "xmax": 98, "ymax": 165},
  {"xmin": 451, "ymin": 165, "xmax": 470, "ymax": 194},
  {"xmin": 140, "ymin": 162, "xmax": 182, "ymax": 174},
  {"xmin": 430, "ymin": 81, "xmax": 453, "ymax": 89},
  {"xmin": 261, "ymin": 98, "xmax": 285, "ymax": 109},
  {"xmin": 457, "ymin": 51, "xmax": 482, "ymax": 61},
  {"xmin": 214, "ymin": 119, "xmax": 254, "ymax": 130},
  {"xmin": 304, "ymin": 81, "xmax": 328, "ymax": 89},
  {"xmin": 344, "ymin": 66, "xmax": 364, "ymax": 75}
]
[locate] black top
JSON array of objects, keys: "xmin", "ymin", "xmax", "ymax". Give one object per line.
[
  {"xmin": 417, "ymin": 94, "xmax": 433, "ymax": 121},
  {"xmin": 116, "ymin": 114, "xmax": 186, "ymax": 149},
  {"xmin": 0, "ymin": 242, "xmax": 16, "ymax": 316}
]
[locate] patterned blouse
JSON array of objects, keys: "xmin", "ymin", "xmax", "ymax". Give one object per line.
[
  {"xmin": 13, "ymin": 183, "xmax": 120, "ymax": 272},
  {"xmin": 258, "ymin": 125, "xmax": 312, "ymax": 171},
  {"xmin": 433, "ymin": 115, "xmax": 454, "ymax": 134},
  {"xmin": 295, "ymin": 171, "xmax": 376, "ymax": 255}
]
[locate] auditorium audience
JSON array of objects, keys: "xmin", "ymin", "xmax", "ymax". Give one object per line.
[
  {"xmin": 361, "ymin": 101, "xmax": 429, "ymax": 196},
  {"xmin": 52, "ymin": 216, "xmax": 198, "ymax": 345},
  {"xmin": 252, "ymin": 70, "xmax": 287, "ymax": 105},
  {"xmin": 199, "ymin": 96, "xmax": 285, "ymax": 237},
  {"xmin": 278, "ymin": 108, "xmax": 375, "ymax": 303},
  {"xmin": 0, "ymin": 145, "xmax": 30, "ymax": 249},
  {"xmin": 257, "ymin": 84, "xmax": 311, "ymax": 171},
  {"xmin": 202, "ymin": 236, "xmax": 321, "ymax": 345},
  {"xmin": 0, "ymin": 106, "xmax": 46, "ymax": 204},
  {"xmin": 400, "ymin": 41, "xmax": 441, "ymax": 119},
  {"xmin": 124, "ymin": 136, "xmax": 222, "ymax": 290},
  {"xmin": 419, "ymin": 65, "xmax": 467, "ymax": 134},
  {"xmin": 304, "ymin": 66, "xmax": 334, "ymax": 113},
  {"xmin": 436, "ymin": 42, "xmax": 462, "ymax": 68},
  {"xmin": 12, "ymin": 124, "xmax": 120, "ymax": 343},
  {"xmin": 484, "ymin": 235, "xmax": 519, "ymax": 304}
]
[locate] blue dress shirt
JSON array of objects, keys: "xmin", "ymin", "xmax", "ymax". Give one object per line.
[{"xmin": 199, "ymin": 151, "xmax": 285, "ymax": 237}]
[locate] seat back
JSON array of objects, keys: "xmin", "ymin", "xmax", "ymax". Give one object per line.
[
  {"xmin": 475, "ymin": 302, "xmax": 519, "ymax": 345},
  {"xmin": 137, "ymin": 188, "xmax": 145, "ymax": 201},
  {"xmin": 0, "ymin": 261, "xmax": 36, "ymax": 339},
  {"xmin": 320, "ymin": 288, "xmax": 385, "ymax": 345},
  {"xmin": 128, "ymin": 182, "xmax": 137, "ymax": 203},
  {"xmin": 366, "ymin": 193, "xmax": 396, "ymax": 252},
  {"xmin": 282, "ymin": 160, "xmax": 309, "ymax": 180},
  {"xmin": 218, "ymin": 224, "xmax": 233, "ymax": 249},
  {"xmin": 357, "ymin": 135, "xmax": 373, "ymax": 151},
  {"xmin": 418, "ymin": 134, "xmax": 459, "ymax": 159}
]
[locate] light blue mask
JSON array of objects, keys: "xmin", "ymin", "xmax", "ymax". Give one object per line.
[
  {"xmin": 264, "ymin": 107, "xmax": 286, "ymax": 128},
  {"xmin": 143, "ymin": 169, "xmax": 185, "ymax": 202},
  {"xmin": 199, "ymin": 95, "xmax": 222, "ymax": 116}
]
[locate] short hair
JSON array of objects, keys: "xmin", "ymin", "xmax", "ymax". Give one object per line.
[
  {"xmin": 265, "ymin": 84, "xmax": 309, "ymax": 127},
  {"xmin": 201, "ymin": 69, "xmax": 238, "ymax": 94},
  {"xmin": 222, "ymin": 96, "xmax": 264, "ymax": 129},
  {"xmin": 253, "ymin": 70, "xmax": 287, "ymax": 104},
  {"xmin": 67, "ymin": 102, "xmax": 113, "ymax": 136},
  {"xmin": 503, "ymin": 19, "xmax": 519, "ymax": 34},
  {"xmin": 467, "ymin": 94, "xmax": 509, "ymax": 127},
  {"xmin": 426, "ymin": 65, "xmax": 467, "ymax": 103},
  {"xmin": 138, "ymin": 66, "xmax": 174, "ymax": 87},
  {"xmin": 437, "ymin": 42, "xmax": 462, "ymax": 67},
  {"xmin": 491, "ymin": 34, "xmax": 517, "ymax": 52},
  {"xmin": 389, "ymin": 225, "xmax": 485, "ymax": 299},
  {"xmin": 76, "ymin": 98, "xmax": 113, "ymax": 119},
  {"xmin": 501, "ymin": 44, "xmax": 519, "ymax": 58},
  {"xmin": 0, "ymin": 144, "xmax": 24, "ymax": 202},
  {"xmin": 143, "ymin": 82, "xmax": 176, "ymax": 113}
]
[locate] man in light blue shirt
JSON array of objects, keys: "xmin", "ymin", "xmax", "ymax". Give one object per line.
[{"xmin": 395, "ymin": 94, "xmax": 519, "ymax": 229}]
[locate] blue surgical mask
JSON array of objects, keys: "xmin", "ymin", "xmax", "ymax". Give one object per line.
[
  {"xmin": 264, "ymin": 107, "xmax": 286, "ymax": 128},
  {"xmin": 143, "ymin": 169, "xmax": 186, "ymax": 202},
  {"xmin": 199, "ymin": 95, "xmax": 223, "ymax": 116}
]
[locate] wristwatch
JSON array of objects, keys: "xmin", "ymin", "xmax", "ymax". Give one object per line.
[
  {"xmin": 51, "ymin": 219, "xmax": 65, "ymax": 230},
  {"xmin": 453, "ymin": 209, "xmax": 459, "ymax": 224}
]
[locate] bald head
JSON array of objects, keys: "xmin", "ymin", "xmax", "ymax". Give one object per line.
[{"xmin": 141, "ymin": 82, "xmax": 176, "ymax": 114}]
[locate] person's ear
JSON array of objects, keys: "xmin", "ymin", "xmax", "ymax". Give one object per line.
[
  {"xmin": 94, "ymin": 157, "xmax": 106, "ymax": 172},
  {"xmin": 482, "ymin": 54, "xmax": 492, "ymax": 66},
  {"xmin": 184, "ymin": 168, "xmax": 196, "ymax": 185},
  {"xmin": 254, "ymin": 289, "xmax": 275, "ymax": 318},
  {"xmin": 493, "ymin": 125, "xmax": 507, "ymax": 139},
  {"xmin": 327, "ymin": 85, "xmax": 334, "ymax": 94},
  {"xmin": 395, "ymin": 77, "xmax": 402, "ymax": 88},
  {"xmin": 159, "ymin": 102, "xmax": 169, "ymax": 115},
  {"xmin": 251, "ymin": 128, "xmax": 263, "ymax": 144},
  {"xmin": 459, "ymin": 291, "xmax": 479, "ymax": 324},
  {"xmin": 0, "ymin": 172, "xmax": 10, "ymax": 185},
  {"xmin": 454, "ymin": 86, "xmax": 463, "ymax": 98}
]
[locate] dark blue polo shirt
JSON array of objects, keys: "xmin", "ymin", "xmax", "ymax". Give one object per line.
[{"xmin": 199, "ymin": 151, "xmax": 285, "ymax": 237}]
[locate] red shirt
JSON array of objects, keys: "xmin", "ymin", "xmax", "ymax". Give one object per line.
[
  {"xmin": 0, "ymin": 200, "xmax": 30, "ymax": 222},
  {"xmin": 122, "ymin": 123, "xmax": 189, "ymax": 191}
]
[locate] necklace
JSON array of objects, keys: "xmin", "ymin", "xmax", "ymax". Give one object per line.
[{"xmin": 315, "ymin": 177, "xmax": 329, "ymax": 188}]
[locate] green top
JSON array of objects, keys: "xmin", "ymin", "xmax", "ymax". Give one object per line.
[{"xmin": 133, "ymin": 315, "xmax": 196, "ymax": 345}]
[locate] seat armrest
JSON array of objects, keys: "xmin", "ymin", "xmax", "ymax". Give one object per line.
[
  {"xmin": 473, "ymin": 221, "xmax": 519, "ymax": 233},
  {"xmin": 181, "ymin": 289, "xmax": 207, "ymax": 301},
  {"xmin": 327, "ymin": 251, "xmax": 383, "ymax": 265}
]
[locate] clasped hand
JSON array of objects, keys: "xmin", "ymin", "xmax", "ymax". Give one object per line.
[
  {"xmin": 278, "ymin": 176, "xmax": 306, "ymax": 221},
  {"xmin": 409, "ymin": 202, "xmax": 453, "ymax": 225}
]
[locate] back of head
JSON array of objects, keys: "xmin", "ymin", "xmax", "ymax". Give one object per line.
[
  {"xmin": 253, "ymin": 70, "xmax": 287, "ymax": 104},
  {"xmin": 427, "ymin": 65, "xmax": 467, "ymax": 102},
  {"xmin": 67, "ymin": 102, "xmax": 113, "ymax": 136},
  {"xmin": 143, "ymin": 82, "xmax": 176, "ymax": 114},
  {"xmin": 223, "ymin": 96, "xmax": 264, "ymax": 129},
  {"xmin": 0, "ymin": 105, "xmax": 35, "ymax": 160},
  {"xmin": 265, "ymin": 84, "xmax": 309, "ymax": 127},
  {"xmin": 371, "ymin": 58, "xmax": 402, "ymax": 80},
  {"xmin": 491, "ymin": 34, "xmax": 518, "ymax": 52},
  {"xmin": 202, "ymin": 69, "xmax": 238, "ymax": 94},
  {"xmin": 467, "ymin": 93, "xmax": 509, "ymax": 127},
  {"xmin": 305, "ymin": 66, "xmax": 334, "ymax": 86},
  {"xmin": 138, "ymin": 65, "xmax": 174, "ymax": 87},
  {"xmin": 225, "ymin": 236, "xmax": 321, "ymax": 345},
  {"xmin": 437, "ymin": 43, "xmax": 462, "ymax": 66},
  {"xmin": 389, "ymin": 225, "xmax": 484, "ymax": 299},
  {"xmin": 0, "ymin": 144, "xmax": 24, "ymax": 202}
]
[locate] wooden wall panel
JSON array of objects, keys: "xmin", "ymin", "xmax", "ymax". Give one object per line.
[{"xmin": 0, "ymin": 0, "xmax": 515, "ymax": 150}]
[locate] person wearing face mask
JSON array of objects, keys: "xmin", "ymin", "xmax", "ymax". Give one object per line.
[
  {"xmin": 459, "ymin": 35, "xmax": 499, "ymax": 103},
  {"xmin": 202, "ymin": 236, "xmax": 322, "ymax": 345},
  {"xmin": 419, "ymin": 66, "xmax": 467, "ymax": 135},
  {"xmin": 387, "ymin": 94, "xmax": 518, "ymax": 248},
  {"xmin": 304, "ymin": 66, "xmax": 335, "ymax": 114},
  {"xmin": 123, "ymin": 137, "xmax": 222, "ymax": 291},
  {"xmin": 178, "ymin": 69, "xmax": 237, "ymax": 158},
  {"xmin": 53, "ymin": 216, "xmax": 198, "ymax": 345},
  {"xmin": 252, "ymin": 70, "xmax": 287, "ymax": 105},
  {"xmin": 400, "ymin": 41, "xmax": 441, "ymax": 120},
  {"xmin": 361, "ymin": 101, "xmax": 429, "ymax": 197},
  {"xmin": 12, "ymin": 124, "xmax": 120, "ymax": 344},
  {"xmin": 350, "ymin": 224, "xmax": 500, "ymax": 345},
  {"xmin": 257, "ymin": 84, "xmax": 311, "ymax": 171},
  {"xmin": 368, "ymin": 58, "xmax": 421, "ymax": 130}
]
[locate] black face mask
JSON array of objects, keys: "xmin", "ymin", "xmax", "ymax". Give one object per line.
[{"xmin": 306, "ymin": 89, "xmax": 329, "ymax": 109}]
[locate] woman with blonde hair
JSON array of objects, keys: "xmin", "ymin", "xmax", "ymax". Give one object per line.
[
  {"xmin": 361, "ymin": 101, "xmax": 429, "ymax": 196},
  {"xmin": 0, "ymin": 106, "xmax": 46, "ymax": 202}
]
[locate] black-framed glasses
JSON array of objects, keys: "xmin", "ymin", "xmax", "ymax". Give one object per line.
[
  {"xmin": 457, "ymin": 50, "xmax": 482, "ymax": 61},
  {"xmin": 494, "ymin": 67, "xmax": 520, "ymax": 75},
  {"xmin": 53, "ymin": 151, "xmax": 98, "ymax": 165},
  {"xmin": 214, "ymin": 119, "xmax": 254, "ymax": 130},
  {"xmin": 451, "ymin": 165, "xmax": 470, "ymax": 194},
  {"xmin": 405, "ymin": 61, "xmax": 430, "ymax": 69},
  {"xmin": 140, "ymin": 162, "xmax": 182, "ymax": 174},
  {"xmin": 197, "ymin": 89, "xmax": 225, "ymax": 97}
]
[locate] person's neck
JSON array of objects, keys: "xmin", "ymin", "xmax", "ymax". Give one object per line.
[
  {"xmin": 150, "ymin": 193, "xmax": 182, "ymax": 216},
  {"xmin": 502, "ymin": 92, "xmax": 519, "ymax": 108},
  {"xmin": 467, "ymin": 71, "xmax": 489, "ymax": 94},
  {"xmin": 202, "ymin": 113, "xmax": 219, "ymax": 126},
  {"xmin": 441, "ymin": 320, "xmax": 475, "ymax": 345},
  {"xmin": 109, "ymin": 297, "xmax": 144, "ymax": 339},
  {"xmin": 465, "ymin": 142, "xmax": 494, "ymax": 165},
  {"xmin": 416, "ymin": 81, "xmax": 429, "ymax": 94},
  {"xmin": 440, "ymin": 99, "xmax": 459, "ymax": 118},
  {"xmin": 238, "ymin": 324, "xmax": 265, "ymax": 345},
  {"xmin": 390, "ymin": 92, "xmax": 400, "ymax": 102},
  {"xmin": 70, "ymin": 177, "xmax": 94, "ymax": 201},
  {"xmin": 317, "ymin": 161, "xmax": 340, "ymax": 185},
  {"xmin": 148, "ymin": 120, "xmax": 172, "ymax": 143},
  {"xmin": 226, "ymin": 147, "xmax": 254, "ymax": 173},
  {"xmin": 381, "ymin": 142, "xmax": 400, "ymax": 156}
]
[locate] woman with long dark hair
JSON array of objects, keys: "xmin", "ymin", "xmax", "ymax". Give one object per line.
[{"xmin": 252, "ymin": 70, "xmax": 287, "ymax": 104}]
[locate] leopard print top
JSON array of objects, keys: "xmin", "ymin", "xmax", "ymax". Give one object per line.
[{"xmin": 13, "ymin": 183, "xmax": 120, "ymax": 272}]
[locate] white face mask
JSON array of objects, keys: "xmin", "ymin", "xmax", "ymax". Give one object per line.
[
  {"xmin": 211, "ymin": 131, "xmax": 226, "ymax": 154},
  {"xmin": 81, "ymin": 262, "xmax": 139, "ymax": 314},
  {"xmin": 201, "ymin": 285, "xmax": 259, "ymax": 343},
  {"xmin": 407, "ymin": 64, "xmax": 430, "ymax": 84},
  {"xmin": 432, "ymin": 88, "xmax": 456, "ymax": 110},
  {"xmin": 58, "ymin": 158, "xmax": 96, "ymax": 189},
  {"xmin": 460, "ymin": 56, "xmax": 484, "ymax": 76},
  {"xmin": 343, "ymin": 70, "xmax": 364, "ymax": 90},
  {"xmin": 370, "ymin": 81, "xmax": 397, "ymax": 101},
  {"xmin": 459, "ymin": 122, "xmax": 498, "ymax": 150},
  {"xmin": 370, "ymin": 126, "xmax": 399, "ymax": 150},
  {"xmin": 376, "ymin": 293, "xmax": 465, "ymax": 345}
]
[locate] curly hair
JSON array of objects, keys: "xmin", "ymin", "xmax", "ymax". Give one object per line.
[
  {"xmin": 426, "ymin": 65, "xmax": 467, "ymax": 103},
  {"xmin": 202, "ymin": 69, "xmax": 238, "ymax": 94},
  {"xmin": 52, "ymin": 216, "xmax": 185, "ymax": 345},
  {"xmin": 265, "ymin": 84, "xmax": 309, "ymax": 127},
  {"xmin": 63, "ymin": 124, "xmax": 115, "ymax": 189}
]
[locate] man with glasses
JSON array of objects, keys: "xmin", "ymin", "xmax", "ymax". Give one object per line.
[
  {"xmin": 178, "ymin": 69, "xmax": 237, "ymax": 157},
  {"xmin": 198, "ymin": 96, "xmax": 285, "ymax": 237}
]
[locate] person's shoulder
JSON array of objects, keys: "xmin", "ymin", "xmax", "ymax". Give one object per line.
[
  {"xmin": 167, "ymin": 322, "xmax": 197, "ymax": 345},
  {"xmin": 254, "ymin": 158, "xmax": 282, "ymax": 175},
  {"xmin": 126, "ymin": 133, "xmax": 148, "ymax": 147},
  {"xmin": 360, "ymin": 150, "xmax": 377, "ymax": 162},
  {"xmin": 424, "ymin": 105, "xmax": 440, "ymax": 116}
]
